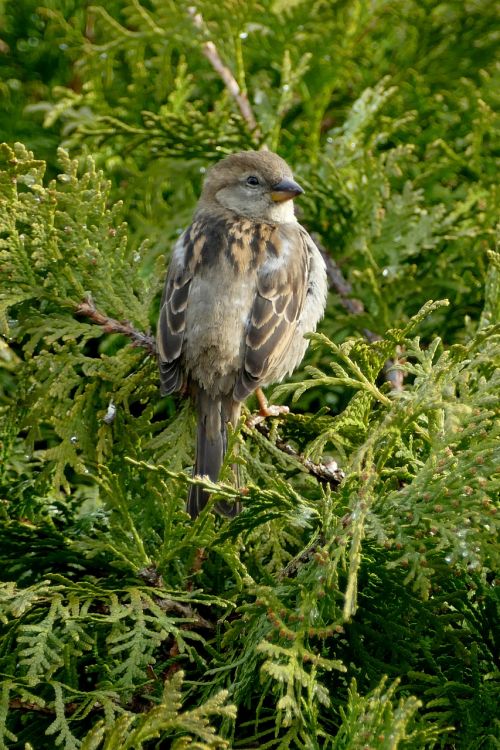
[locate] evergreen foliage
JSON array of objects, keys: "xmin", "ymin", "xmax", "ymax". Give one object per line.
[{"xmin": 0, "ymin": 1, "xmax": 498, "ymax": 747}]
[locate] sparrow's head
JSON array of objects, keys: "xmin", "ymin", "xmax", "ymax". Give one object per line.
[{"xmin": 199, "ymin": 150, "xmax": 304, "ymax": 222}]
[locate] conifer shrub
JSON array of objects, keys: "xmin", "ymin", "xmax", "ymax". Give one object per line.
[{"xmin": 0, "ymin": 2, "xmax": 498, "ymax": 748}]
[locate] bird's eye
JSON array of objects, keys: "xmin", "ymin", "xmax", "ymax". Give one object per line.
[{"xmin": 246, "ymin": 176, "xmax": 260, "ymax": 187}]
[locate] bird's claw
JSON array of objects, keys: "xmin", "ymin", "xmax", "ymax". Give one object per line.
[
  {"xmin": 260, "ymin": 403, "xmax": 289, "ymax": 418},
  {"xmin": 248, "ymin": 403, "xmax": 289, "ymax": 427}
]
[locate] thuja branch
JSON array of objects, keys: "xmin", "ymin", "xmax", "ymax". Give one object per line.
[
  {"xmin": 74, "ymin": 296, "xmax": 387, "ymax": 430},
  {"xmin": 312, "ymin": 234, "xmax": 404, "ymax": 391},
  {"xmin": 76, "ymin": 295, "xmax": 157, "ymax": 354}
]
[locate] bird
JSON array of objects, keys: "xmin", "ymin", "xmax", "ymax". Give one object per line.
[{"xmin": 157, "ymin": 150, "xmax": 328, "ymax": 518}]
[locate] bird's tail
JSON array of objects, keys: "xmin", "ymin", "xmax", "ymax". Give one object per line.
[{"xmin": 187, "ymin": 388, "xmax": 242, "ymax": 518}]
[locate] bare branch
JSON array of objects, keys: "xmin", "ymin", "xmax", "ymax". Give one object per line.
[
  {"xmin": 278, "ymin": 538, "xmax": 323, "ymax": 580},
  {"xmin": 251, "ymin": 419, "xmax": 345, "ymax": 487},
  {"xmin": 76, "ymin": 295, "xmax": 157, "ymax": 355},
  {"xmin": 138, "ymin": 566, "xmax": 214, "ymax": 630},
  {"xmin": 9, "ymin": 698, "xmax": 78, "ymax": 716},
  {"xmin": 188, "ymin": 7, "xmax": 260, "ymax": 136}
]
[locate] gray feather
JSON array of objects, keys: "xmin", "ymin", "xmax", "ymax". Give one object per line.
[{"xmin": 187, "ymin": 389, "xmax": 241, "ymax": 518}]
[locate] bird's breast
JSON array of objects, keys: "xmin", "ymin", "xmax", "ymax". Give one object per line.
[
  {"xmin": 181, "ymin": 214, "xmax": 301, "ymax": 395},
  {"xmin": 183, "ymin": 255, "xmax": 257, "ymax": 396}
]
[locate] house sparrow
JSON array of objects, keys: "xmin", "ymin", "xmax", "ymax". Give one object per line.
[{"xmin": 157, "ymin": 150, "xmax": 328, "ymax": 517}]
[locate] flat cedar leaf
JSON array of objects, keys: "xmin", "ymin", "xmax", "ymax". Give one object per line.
[{"xmin": 1, "ymin": 3, "xmax": 498, "ymax": 749}]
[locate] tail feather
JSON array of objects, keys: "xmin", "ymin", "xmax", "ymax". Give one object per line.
[{"xmin": 187, "ymin": 390, "xmax": 241, "ymax": 518}]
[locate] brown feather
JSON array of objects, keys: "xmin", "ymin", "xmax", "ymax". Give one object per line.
[{"xmin": 233, "ymin": 227, "xmax": 310, "ymax": 400}]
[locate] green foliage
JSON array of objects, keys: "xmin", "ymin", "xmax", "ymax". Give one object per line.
[
  {"xmin": 0, "ymin": 1, "xmax": 499, "ymax": 748},
  {"xmin": 79, "ymin": 669, "xmax": 236, "ymax": 750},
  {"xmin": 328, "ymin": 676, "xmax": 444, "ymax": 749}
]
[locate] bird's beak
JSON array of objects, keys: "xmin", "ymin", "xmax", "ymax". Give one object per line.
[{"xmin": 270, "ymin": 178, "xmax": 304, "ymax": 202}]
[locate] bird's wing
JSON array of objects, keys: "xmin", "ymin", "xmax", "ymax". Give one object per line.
[
  {"xmin": 157, "ymin": 233, "xmax": 194, "ymax": 395},
  {"xmin": 233, "ymin": 228, "xmax": 309, "ymax": 401},
  {"xmin": 157, "ymin": 214, "xmax": 233, "ymax": 394}
]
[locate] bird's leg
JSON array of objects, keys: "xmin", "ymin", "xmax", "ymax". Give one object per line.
[{"xmin": 254, "ymin": 387, "xmax": 289, "ymax": 419}]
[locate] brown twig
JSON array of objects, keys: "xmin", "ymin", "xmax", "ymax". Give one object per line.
[
  {"xmin": 76, "ymin": 295, "xmax": 157, "ymax": 355},
  {"xmin": 312, "ymin": 233, "xmax": 373, "ymax": 333},
  {"xmin": 9, "ymin": 698, "xmax": 78, "ymax": 716},
  {"xmin": 252, "ymin": 419, "xmax": 345, "ymax": 487},
  {"xmin": 278, "ymin": 537, "xmax": 324, "ymax": 580},
  {"xmin": 156, "ymin": 598, "xmax": 213, "ymax": 630},
  {"xmin": 138, "ymin": 566, "xmax": 214, "ymax": 628},
  {"xmin": 188, "ymin": 7, "xmax": 260, "ymax": 137}
]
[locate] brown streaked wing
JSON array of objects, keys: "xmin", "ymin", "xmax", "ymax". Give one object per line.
[
  {"xmin": 157, "ymin": 233, "xmax": 193, "ymax": 395},
  {"xmin": 157, "ymin": 214, "xmax": 232, "ymax": 395},
  {"xmin": 233, "ymin": 229, "xmax": 309, "ymax": 402}
]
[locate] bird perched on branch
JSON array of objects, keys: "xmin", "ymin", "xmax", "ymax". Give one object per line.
[{"xmin": 157, "ymin": 150, "xmax": 327, "ymax": 517}]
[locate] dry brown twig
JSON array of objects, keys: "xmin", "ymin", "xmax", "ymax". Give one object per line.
[
  {"xmin": 9, "ymin": 698, "xmax": 79, "ymax": 716},
  {"xmin": 251, "ymin": 419, "xmax": 344, "ymax": 487},
  {"xmin": 76, "ymin": 294, "xmax": 157, "ymax": 355},
  {"xmin": 188, "ymin": 7, "xmax": 260, "ymax": 137}
]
